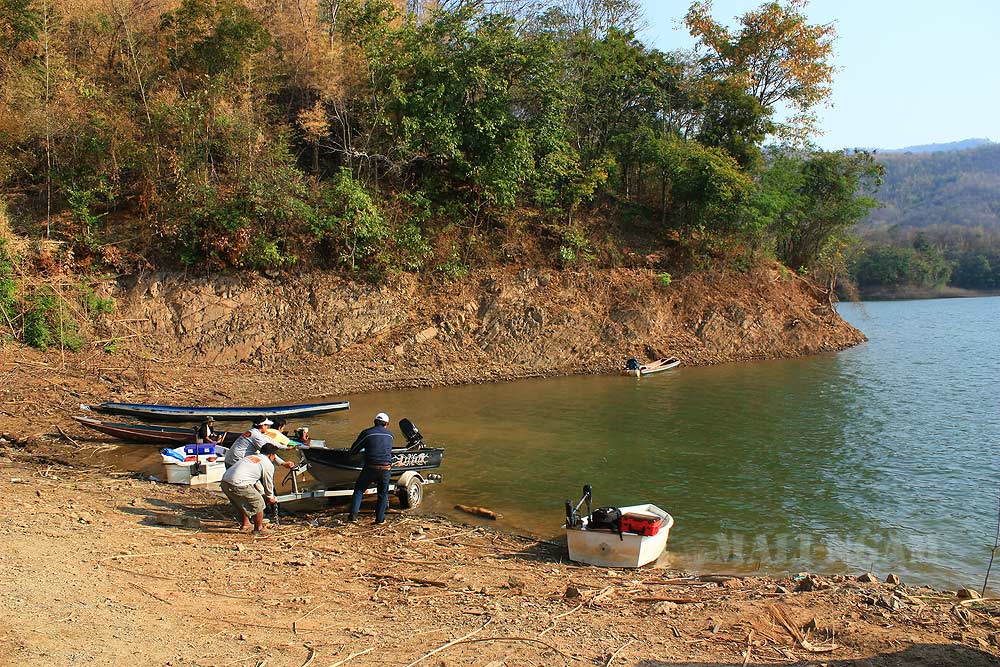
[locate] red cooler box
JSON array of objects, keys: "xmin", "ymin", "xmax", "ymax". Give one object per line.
[{"xmin": 621, "ymin": 512, "xmax": 662, "ymax": 536}]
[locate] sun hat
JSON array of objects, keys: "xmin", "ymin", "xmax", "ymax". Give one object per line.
[
  {"xmin": 374, "ymin": 412, "xmax": 389, "ymax": 424},
  {"xmin": 205, "ymin": 416, "xmax": 215, "ymax": 422},
  {"xmin": 256, "ymin": 417, "xmax": 274, "ymax": 426}
]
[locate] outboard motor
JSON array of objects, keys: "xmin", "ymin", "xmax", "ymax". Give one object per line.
[
  {"xmin": 399, "ymin": 418, "xmax": 424, "ymax": 449},
  {"xmin": 565, "ymin": 484, "xmax": 592, "ymax": 529}
]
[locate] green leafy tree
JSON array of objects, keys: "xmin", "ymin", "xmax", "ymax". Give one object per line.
[
  {"xmin": 760, "ymin": 149, "xmax": 883, "ymax": 272},
  {"xmin": 685, "ymin": 0, "xmax": 835, "ymax": 142}
]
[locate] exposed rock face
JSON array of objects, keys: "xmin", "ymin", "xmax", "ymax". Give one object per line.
[{"xmin": 112, "ymin": 264, "xmax": 865, "ymax": 374}]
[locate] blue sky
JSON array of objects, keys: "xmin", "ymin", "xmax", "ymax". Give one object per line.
[{"xmin": 638, "ymin": 0, "xmax": 1000, "ymax": 151}]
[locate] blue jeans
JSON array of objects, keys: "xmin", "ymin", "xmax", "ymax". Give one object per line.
[{"xmin": 349, "ymin": 467, "xmax": 391, "ymax": 522}]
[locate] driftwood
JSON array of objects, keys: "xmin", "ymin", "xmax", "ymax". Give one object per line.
[
  {"xmin": 292, "ymin": 603, "xmax": 324, "ymax": 634},
  {"xmin": 454, "ymin": 504, "xmax": 501, "ymax": 520},
  {"xmin": 768, "ymin": 604, "xmax": 836, "ymax": 653},
  {"xmin": 128, "ymin": 581, "xmax": 173, "ymax": 604},
  {"xmin": 404, "ymin": 618, "xmax": 493, "ymax": 667},
  {"xmin": 368, "ymin": 572, "xmax": 448, "ymax": 588},
  {"xmin": 606, "ymin": 639, "xmax": 633, "ymax": 667},
  {"xmin": 150, "ymin": 512, "xmax": 203, "ymax": 529},
  {"xmin": 55, "ymin": 425, "xmax": 83, "ymax": 449}
]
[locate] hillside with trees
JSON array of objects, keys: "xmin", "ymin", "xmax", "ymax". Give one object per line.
[
  {"xmin": 848, "ymin": 143, "xmax": 1000, "ymax": 294},
  {"xmin": 1, "ymin": 0, "xmax": 883, "ymax": 350}
]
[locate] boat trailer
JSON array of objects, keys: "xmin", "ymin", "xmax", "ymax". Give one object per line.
[{"xmin": 274, "ymin": 461, "xmax": 442, "ymax": 509}]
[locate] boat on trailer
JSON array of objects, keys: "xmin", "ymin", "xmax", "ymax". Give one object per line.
[
  {"xmin": 292, "ymin": 418, "xmax": 444, "ymax": 508},
  {"xmin": 622, "ymin": 356, "xmax": 680, "ymax": 377},
  {"xmin": 81, "ymin": 399, "xmax": 350, "ymax": 423}
]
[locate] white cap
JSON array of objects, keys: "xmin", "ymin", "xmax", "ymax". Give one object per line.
[
  {"xmin": 257, "ymin": 418, "xmax": 274, "ymax": 426},
  {"xmin": 374, "ymin": 412, "xmax": 389, "ymax": 424}
]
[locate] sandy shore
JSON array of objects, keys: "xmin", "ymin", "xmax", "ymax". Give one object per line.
[{"xmin": 2, "ymin": 449, "xmax": 1000, "ymax": 667}]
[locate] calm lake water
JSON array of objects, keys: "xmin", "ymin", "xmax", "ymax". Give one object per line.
[{"xmin": 103, "ymin": 297, "xmax": 1000, "ymax": 589}]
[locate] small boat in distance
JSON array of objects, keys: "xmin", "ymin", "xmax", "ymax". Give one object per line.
[
  {"xmin": 72, "ymin": 415, "xmax": 242, "ymax": 446},
  {"xmin": 81, "ymin": 400, "xmax": 350, "ymax": 423},
  {"xmin": 622, "ymin": 356, "xmax": 680, "ymax": 377}
]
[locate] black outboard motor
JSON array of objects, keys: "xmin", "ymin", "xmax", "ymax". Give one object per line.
[
  {"xmin": 399, "ymin": 418, "xmax": 424, "ymax": 448},
  {"xmin": 565, "ymin": 484, "xmax": 592, "ymax": 528}
]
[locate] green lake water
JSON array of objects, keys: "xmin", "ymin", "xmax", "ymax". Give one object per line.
[{"xmin": 105, "ymin": 296, "xmax": 1000, "ymax": 589}]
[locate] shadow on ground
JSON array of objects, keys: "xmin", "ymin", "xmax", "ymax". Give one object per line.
[{"xmin": 636, "ymin": 642, "xmax": 1000, "ymax": 667}]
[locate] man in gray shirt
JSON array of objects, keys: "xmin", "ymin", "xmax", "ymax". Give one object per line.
[
  {"xmin": 225, "ymin": 417, "xmax": 294, "ymax": 470},
  {"xmin": 221, "ymin": 443, "xmax": 280, "ymax": 535}
]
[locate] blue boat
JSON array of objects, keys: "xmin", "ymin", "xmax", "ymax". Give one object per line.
[{"xmin": 82, "ymin": 400, "xmax": 350, "ymax": 423}]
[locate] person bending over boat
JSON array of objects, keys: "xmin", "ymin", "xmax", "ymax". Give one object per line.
[
  {"xmin": 194, "ymin": 416, "xmax": 223, "ymax": 445},
  {"xmin": 347, "ymin": 412, "xmax": 394, "ymax": 525},
  {"xmin": 221, "ymin": 443, "xmax": 280, "ymax": 535},
  {"xmin": 225, "ymin": 417, "xmax": 295, "ymax": 470}
]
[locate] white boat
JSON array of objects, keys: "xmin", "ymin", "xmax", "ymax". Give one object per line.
[
  {"xmin": 622, "ymin": 357, "xmax": 680, "ymax": 377},
  {"xmin": 160, "ymin": 444, "xmax": 228, "ymax": 485},
  {"xmin": 565, "ymin": 503, "xmax": 674, "ymax": 567}
]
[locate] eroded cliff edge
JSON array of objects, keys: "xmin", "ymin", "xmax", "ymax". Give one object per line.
[
  {"xmin": 121, "ymin": 263, "xmax": 863, "ymax": 380},
  {"xmin": 1, "ymin": 263, "xmax": 865, "ymax": 438}
]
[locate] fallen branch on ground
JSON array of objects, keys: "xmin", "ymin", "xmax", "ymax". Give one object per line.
[
  {"xmin": 769, "ymin": 604, "xmax": 836, "ymax": 653},
  {"xmin": 404, "ymin": 618, "xmax": 493, "ymax": 667},
  {"xmin": 454, "ymin": 504, "xmax": 501, "ymax": 520},
  {"xmin": 325, "ymin": 648, "xmax": 373, "ymax": 667}
]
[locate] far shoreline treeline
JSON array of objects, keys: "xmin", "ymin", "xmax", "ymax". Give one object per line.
[{"xmin": 2, "ymin": 0, "xmax": 883, "ymax": 350}]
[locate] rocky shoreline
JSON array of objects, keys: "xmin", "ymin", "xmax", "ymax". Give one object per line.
[
  {"xmin": 2, "ymin": 451, "xmax": 999, "ymax": 667},
  {"xmin": 12, "ymin": 267, "xmax": 996, "ymax": 665}
]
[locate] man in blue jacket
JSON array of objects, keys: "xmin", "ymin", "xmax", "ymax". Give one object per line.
[{"xmin": 347, "ymin": 412, "xmax": 394, "ymax": 524}]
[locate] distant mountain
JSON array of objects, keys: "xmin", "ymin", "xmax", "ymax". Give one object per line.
[
  {"xmin": 865, "ymin": 143, "xmax": 1000, "ymax": 229},
  {"xmin": 881, "ymin": 138, "xmax": 993, "ymax": 154}
]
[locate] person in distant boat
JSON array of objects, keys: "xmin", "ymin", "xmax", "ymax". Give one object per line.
[
  {"xmin": 221, "ymin": 442, "xmax": 280, "ymax": 535},
  {"xmin": 194, "ymin": 416, "xmax": 222, "ymax": 445},
  {"xmin": 625, "ymin": 358, "xmax": 640, "ymax": 371},
  {"xmin": 347, "ymin": 412, "xmax": 394, "ymax": 525},
  {"xmin": 293, "ymin": 426, "xmax": 311, "ymax": 446},
  {"xmin": 225, "ymin": 417, "xmax": 295, "ymax": 470}
]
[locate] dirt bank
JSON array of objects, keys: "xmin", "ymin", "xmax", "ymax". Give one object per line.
[
  {"xmin": 1, "ymin": 455, "xmax": 999, "ymax": 667},
  {"xmin": 1, "ymin": 263, "xmax": 863, "ymax": 442}
]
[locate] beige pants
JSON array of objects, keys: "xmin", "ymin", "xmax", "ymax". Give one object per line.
[{"xmin": 221, "ymin": 480, "xmax": 265, "ymax": 516}]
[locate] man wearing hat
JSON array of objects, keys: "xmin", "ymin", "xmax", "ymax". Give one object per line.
[
  {"xmin": 347, "ymin": 412, "xmax": 394, "ymax": 524},
  {"xmin": 194, "ymin": 416, "xmax": 222, "ymax": 445},
  {"xmin": 224, "ymin": 416, "xmax": 295, "ymax": 470}
]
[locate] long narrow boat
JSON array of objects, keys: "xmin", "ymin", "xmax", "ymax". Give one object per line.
[
  {"xmin": 72, "ymin": 416, "xmax": 242, "ymax": 446},
  {"xmin": 82, "ymin": 400, "xmax": 350, "ymax": 423}
]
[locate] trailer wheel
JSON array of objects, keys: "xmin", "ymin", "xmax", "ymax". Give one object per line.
[{"xmin": 397, "ymin": 476, "xmax": 424, "ymax": 509}]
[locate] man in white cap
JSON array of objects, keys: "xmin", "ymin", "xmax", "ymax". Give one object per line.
[
  {"xmin": 225, "ymin": 416, "xmax": 296, "ymax": 523},
  {"xmin": 224, "ymin": 416, "xmax": 295, "ymax": 470},
  {"xmin": 346, "ymin": 412, "xmax": 394, "ymax": 524}
]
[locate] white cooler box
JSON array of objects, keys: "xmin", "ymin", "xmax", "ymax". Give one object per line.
[{"xmin": 163, "ymin": 460, "xmax": 226, "ymax": 485}]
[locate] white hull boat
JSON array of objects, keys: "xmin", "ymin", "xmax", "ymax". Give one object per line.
[
  {"xmin": 565, "ymin": 503, "xmax": 673, "ymax": 568},
  {"xmin": 160, "ymin": 444, "xmax": 228, "ymax": 485},
  {"xmin": 622, "ymin": 357, "xmax": 680, "ymax": 377}
]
